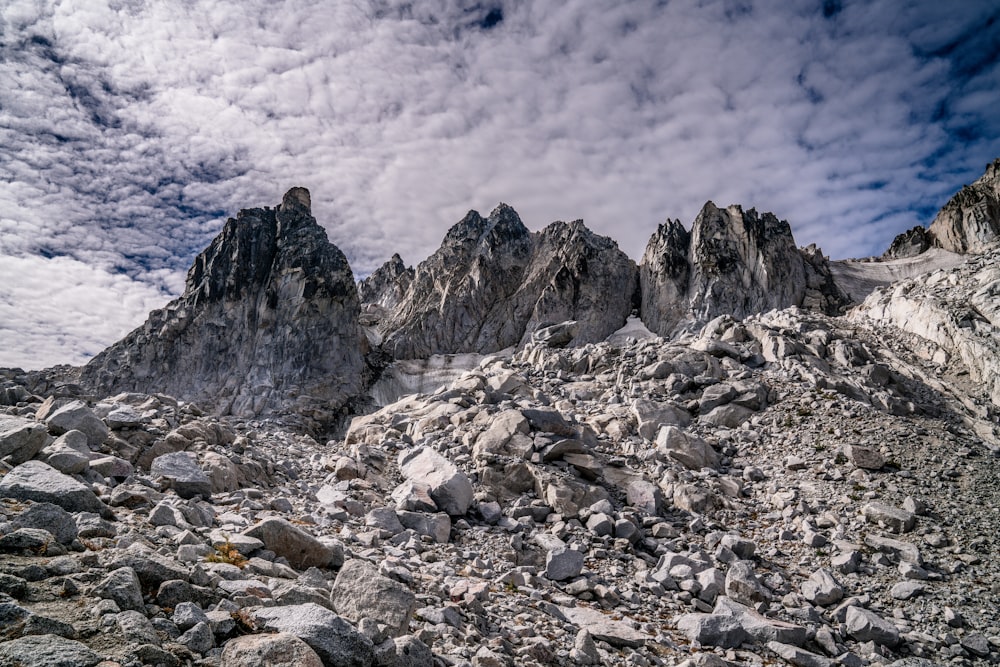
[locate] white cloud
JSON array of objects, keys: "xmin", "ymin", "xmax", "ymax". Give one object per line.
[{"xmin": 1, "ymin": 0, "xmax": 998, "ymax": 369}]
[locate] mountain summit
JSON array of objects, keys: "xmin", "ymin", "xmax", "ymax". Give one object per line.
[{"xmin": 80, "ymin": 187, "xmax": 366, "ymax": 423}]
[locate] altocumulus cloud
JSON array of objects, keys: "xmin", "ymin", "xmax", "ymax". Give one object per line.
[{"xmin": 1, "ymin": 0, "xmax": 998, "ymax": 369}]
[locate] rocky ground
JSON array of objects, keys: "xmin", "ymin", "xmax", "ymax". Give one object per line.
[{"xmin": 1, "ymin": 286, "xmax": 999, "ymax": 666}]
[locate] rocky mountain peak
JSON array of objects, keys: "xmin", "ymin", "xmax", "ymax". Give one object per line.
[
  {"xmin": 379, "ymin": 206, "xmax": 635, "ymax": 358},
  {"xmin": 358, "ymin": 253, "xmax": 414, "ymax": 314},
  {"xmin": 640, "ymin": 201, "xmax": 846, "ymax": 337},
  {"xmin": 924, "ymin": 158, "xmax": 1000, "ymax": 254},
  {"xmin": 80, "ymin": 187, "xmax": 365, "ymax": 426}
]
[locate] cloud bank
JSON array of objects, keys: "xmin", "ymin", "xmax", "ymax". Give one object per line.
[{"xmin": 1, "ymin": 0, "xmax": 998, "ymax": 369}]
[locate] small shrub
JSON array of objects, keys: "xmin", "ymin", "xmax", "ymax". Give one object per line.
[{"xmin": 206, "ymin": 538, "xmax": 247, "ymax": 569}]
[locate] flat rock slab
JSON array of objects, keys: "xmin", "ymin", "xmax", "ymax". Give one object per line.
[
  {"xmin": 557, "ymin": 604, "xmax": 650, "ymax": 648},
  {"xmin": 0, "ymin": 633, "xmax": 103, "ymax": 667},
  {"xmin": 0, "ymin": 461, "xmax": 105, "ymax": 514}
]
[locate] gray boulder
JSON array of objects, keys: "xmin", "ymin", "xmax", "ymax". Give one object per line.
[
  {"xmin": 11, "ymin": 502, "xmax": 78, "ymax": 544},
  {"xmin": 844, "ymin": 606, "xmax": 901, "ymax": 648},
  {"xmin": 93, "ymin": 567, "xmax": 145, "ymax": 612},
  {"xmin": 0, "ymin": 416, "xmax": 49, "ymax": 464},
  {"xmin": 150, "ymin": 452, "xmax": 212, "ymax": 500},
  {"xmin": 244, "ymin": 518, "xmax": 335, "ymax": 570},
  {"xmin": 220, "ymin": 632, "xmax": 324, "ymax": 667},
  {"xmin": 0, "ymin": 461, "xmax": 105, "ymax": 514},
  {"xmin": 250, "ymin": 602, "xmax": 375, "ymax": 667},
  {"xmin": 42, "ymin": 401, "xmax": 108, "ymax": 448},
  {"xmin": 0, "ymin": 634, "xmax": 103, "ymax": 667},
  {"xmin": 331, "ymin": 559, "xmax": 417, "ymax": 637},
  {"xmin": 398, "ymin": 447, "xmax": 472, "ymax": 516},
  {"xmin": 676, "ymin": 613, "xmax": 747, "ymax": 648}
]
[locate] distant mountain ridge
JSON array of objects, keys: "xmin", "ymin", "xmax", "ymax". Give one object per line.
[{"xmin": 73, "ymin": 159, "xmax": 1000, "ymax": 426}]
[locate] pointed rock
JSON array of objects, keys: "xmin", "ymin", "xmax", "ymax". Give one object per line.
[
  {"xmin": 80, "ymin": 187, "xmax": 365, "ymax": 425},
  {"xmin": 927, "ymin": 158, "xmax": 1000, "ymax": 253}
]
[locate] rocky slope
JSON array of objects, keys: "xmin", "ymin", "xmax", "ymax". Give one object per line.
[
  {"xmin": 0, "ymin": 269, "xmax": 998, "ymax": 665},
  {"xmin": 640, "ymin": 203, "xmax": 848, "ymax": 337},
  {"xmin": 378, "ymin": 206, "xmax": 637, "ymax": 359},
  {"xmin": 79, "ymin": 188, "xmax": 366, "ymax": 426}
]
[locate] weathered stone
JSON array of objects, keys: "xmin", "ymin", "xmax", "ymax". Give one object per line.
[
  {"xmin": 844, "ymin": 606, "xmax": 900, "ymax": 647},
  {"xmin": 220, "ymin": 632, "xmax": 324, "ymax": 667},
  {"xmin": 93, "ymin": 567, "xmax": 145, "ymax": 612},
  {"xmin": 172, "ymin": 601, "xmax": 209, "ymax": 631},
  {"xmin": 676, "ymin": 613, "xmax": 747, "ymax": 648},
  {"xmin": 0, "ymin": 461, "xmax": 106, "ymax": 514},
  {"xmin": 656, "ymin": 425, "xmax": 718, "ymax": 470},
  {"xmin": 633, "ymin": 399, "xmax": 691, "ymax": 440},
  {"xmin": 625, "ymin": 478, "xmax": 663, "ymax": 515},
  {"xmin": 11, "ymin": 502, "xmax": 77, "ymax": 544},
  {"xmin": 396, "ymin": 510, "xmax": 450, "ymax": 544},
  {"xmin": 330, "ymin": 559, "xmax": 416, "ymax": 637},
  {"xmin": 42, "ymin": 401, "xmax": 109, "ymax": 448},
  {"xmin": 40, "ymin": 430, "xmax": 90, "ymax": 475},
  {"xmin": 863, "ymin": 502, "xmax": 916, "ymax": 533},
  {"xmin": 150, "ymin": 452, "xmax": 213, "ymax": 500},
  {"xmin": 544, "ymin": 546, "xmax": 585, "ymax": 581},
  {"xmin": 177, "ymin": 621, "xmax": 215, "ymax": 655},
  {"xmin": 767, "ymin": 641, "xmax": 833, "ymax": 667},
  {"xmin": 0, "ymin": 634, "xmax": 102, "ymax": 667},
  {"xmin": 398, "ymin": 447, "xmax": 472, "ymax": 516},
  {"xmin": 250, "ymin": 602, "xmax": 375, "ymax": 667},
  {"xmin": 245, "ymin": 518, "xmax": 334, "ymax": 570},
  {"xmin": 714, "ymin": 598, "xmax": 808, "ymax": 646},
  {"xmin": 0, "ymin": 416, "xmax": 49, "ymax": 464},
  {"xmin": 117, "ymin": 609, "xmax": 160, "ymax": 645},
  {"xmin": 844, "ymin": 444, "xmax": 884, "ymax": 470},
  {"xmin": 800, "ymin": 568, "xmax": 843, "ymax": 606}
]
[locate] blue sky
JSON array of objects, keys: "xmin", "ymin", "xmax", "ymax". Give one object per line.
[{"xmin": 1, "ymin": 0, "xmax": 998, "ymax": 369}]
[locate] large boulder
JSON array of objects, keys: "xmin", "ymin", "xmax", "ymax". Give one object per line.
[
  {"xmin": 0, "ymin": 417, "xmax": 49, "ymax": 464},
  {"xmin": 397, "ymin": 447, "xmax": 472, "ymax": 516},
  {"xmin": 41, "ymin": 401, "xmax": 109, "ymax": 448},
  {"xmin": 250, "ymin": 603, "xmax": 374, "ymax": 667},
  {"xmin": 0, "ymin": 634, "xmax": 103, "ymax": 667},
  {"xmin": 0, "ymin": 461, "xmax": 105, "ymax": 514},
  {"xmin": 244, "ymin": 518, "xmax": 335, "ymax": 570},
  {"xmin": 150, "ymin": 452, "xmax": 212, "ymax": 500},
  {"xmin": 330, "ymin": 559, "xmax": 417, "ymax": 637},
  {"xmin": 220, "ymin": 633, "xmax": 324, "ymax": 667}
]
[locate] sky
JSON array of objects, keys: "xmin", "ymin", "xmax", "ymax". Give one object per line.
[{"xmin": 1, "ymin": 0, "xmax": 999, "ymax": 370}]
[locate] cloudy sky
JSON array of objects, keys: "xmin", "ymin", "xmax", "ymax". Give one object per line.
[{"xmin": 1, "ymin": 0, "xmax": 998, "ymax": 370}]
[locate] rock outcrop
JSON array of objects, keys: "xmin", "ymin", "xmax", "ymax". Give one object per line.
[
  {"xmin": 357, "ymin": 253, "xmax": 414, "ymax": 313},
  {"xmin": 640, "ymin": 202, "xmax": 846, "ymax": 336},
  {"xmin": 80, "ymin": 188, "xmax": 365, "ymax": 423},
  {"xmin": 380, "ymin": 205, "xmax": 637, "ymax": 358},
  {"xmin": 855, "ymin": 246, "xmax": 1000, "ymax": 408},
  {"xmin": 926, "ymin": 158, "xmax": 1000, "ymax": 254}
]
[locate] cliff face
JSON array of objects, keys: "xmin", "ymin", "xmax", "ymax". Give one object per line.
[
  {"xmin": 926, "ymin": 158, "xmax": 1000, "ymax": 254},
  {"xmin": 358, "ymin": 253, "xmax": 414, "ymax": 313},
  {"xmin": 639, "ymin": 202, "xmax": 847, "ymax": 337},
  {"xmin": 80, "ymin": 188, "xmax": 366, "ymax": 423},
  {"xmin": 380, "ymin": 205, "xmax": 637, "ymax": 358}
]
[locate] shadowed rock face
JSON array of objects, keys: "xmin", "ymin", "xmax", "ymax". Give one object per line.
[
  {"xmin": 80, "ymin": 187, "xmax": 365, "ymax": 422},
  {"xmin": 927, "ymin": 158, "xmax": 1000, "ymax": 254},
  {"xmin": 639, "ymin": 202, "xmax": 847, "ymax": 336},
  {"xmin": 380, "ymin": 205, "xmax": 637, "ymax": 358},
  {"xmin": 358, "ymin": 253, "xmax": 414, "ymax": 313}
]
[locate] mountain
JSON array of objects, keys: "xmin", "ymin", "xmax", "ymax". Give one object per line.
[
  {"xmin": 79, "ymin": 188, "xmax": 366, "ymax": 424},
  {"xmin": 926, "ymin": 157, "xmax": 1000, "ymax": 254},
  {"xmin": 377, "ymin": 205, "xmax": 638, "ymax": 358},
  {"xmin": 2, "ymin": 161, "xmax": 1000, "ymax": 666},
  {"xmin": 640, "ymin": 202, "xmax": 848, "ymax": 337}
]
